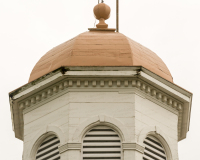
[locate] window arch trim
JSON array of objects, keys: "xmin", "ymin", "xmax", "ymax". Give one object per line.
[
  {"xmin": 72, "ymin": 115, "xmax": 130, "ymax": 143},
  {"xmin": 82, "ymin": 125, "xmax": 123, "ymax": 160},
  {"xmin": 35, "ymin": 134, "xmax": 61, "ymax": 160},
  {"xmin": 27, "ymin": 125, "xmax": 65, "ymax": 160},
  {"xmin": 138, "ymin": 126, "xmax": 173, "ymax": 160}
]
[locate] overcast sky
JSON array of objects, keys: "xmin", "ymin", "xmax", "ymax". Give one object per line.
[{"xmin": 1, "ymin": 0, "xmax": 200, "ymax": 159}]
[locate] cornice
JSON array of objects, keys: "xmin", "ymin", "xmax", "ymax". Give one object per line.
[
  {"xmin": 20, "ymin": 78, "xmax": 183, "ymax": 113},
  {"xmin": 10, "ymin": 69, "xmax": 62, "ymax": 98},
  {"xmin": 18, "ymin": 77, "xmax": 184, "ymax": 139}
]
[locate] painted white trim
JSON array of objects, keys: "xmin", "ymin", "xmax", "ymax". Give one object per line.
[
  {"xmin": 13, "ymin": 72, "xmax": 63, "ymax": 99},
  {"xmin": 119, "ymin": 89, "xmax": 179, "ymax": 115},
  {"xmin": 15, "ymin": 77, "xmax": 185, "ymax": 142},
  {"xmin": 59, "ymin": 143, "xmax": 82, "ymax": 154},
  {"xmin": 140, "ymin": 71, "xmax": 190, "ymax": 102},
  {"xmin": 65, "ymin": 71, "xmax": 137, "ymax": 76},
  {"xmin": 122, "ymin": 143, "xmax": 145, "ymax": 153},
  {"xmin": 21, "ymin": 78, "xmax": 182, "ymax": 115},
  {"xmin": 27, "ymin": 125, "xmax": 66, "ymax": 160},
  {"xmin": 11, "ymin": 70, "xmax": 191, "ymax": 142},
  {"xmin": 71, "ymin": 115, "xmax": 131, "ymax": 143},
  {"xmin": 137, "ymin": 126, "xmax": 173, "ymax": 160},
  {"xmin": 14, "ymin": 71, "xmax": 190, "ymax": 103}
]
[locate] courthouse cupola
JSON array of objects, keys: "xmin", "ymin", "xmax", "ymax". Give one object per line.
[
  {"xmin": 9, "ymin": 2, "xmax": 192, "ymax": 160},
  {"xmin": 29, "ymin": 31, "xmax": 173, "ymax": 83},
  {"xmin": 29, "ymin": 2, "xmax": 172, "ymax": 83}
]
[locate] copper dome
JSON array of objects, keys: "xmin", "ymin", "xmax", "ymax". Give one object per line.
[{"xmin": 29, "ymin": 31, "xmax": 173, "ymax": 82}]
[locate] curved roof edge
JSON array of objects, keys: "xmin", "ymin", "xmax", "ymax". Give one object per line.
[{"xmin": 28, "ymin": 31, "xmax": 173, "ymax": 83}]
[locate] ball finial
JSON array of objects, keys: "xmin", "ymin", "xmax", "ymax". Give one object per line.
[{"xmin": 93, "ymin": 3, "xmax": 111, "ymax": 28}]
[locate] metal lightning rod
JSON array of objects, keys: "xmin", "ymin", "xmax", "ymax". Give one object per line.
[{"xmin": 116, "ymin": 0, "xmax": 119, "ymax": 32}]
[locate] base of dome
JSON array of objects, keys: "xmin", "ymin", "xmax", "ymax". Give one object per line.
[{"xmin": 88, "ymin": 28, "xmax": 116, "ymax": 31}]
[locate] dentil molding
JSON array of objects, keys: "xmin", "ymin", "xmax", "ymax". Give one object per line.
[{"xmin": 19, "ymin": 78, "xmax": 184, "ymax": 139}]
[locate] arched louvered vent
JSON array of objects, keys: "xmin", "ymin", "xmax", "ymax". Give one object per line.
[
  {"xmin": 36, "ymin": 135, "xmax": 60, "ymax": 160},
  {"xmin": 143, "ymin": 136, "xmax": 167, "ymax": 160},
  {"xmin": 83, "ymin": 126, "xmax": 121, "ymax": 160}
]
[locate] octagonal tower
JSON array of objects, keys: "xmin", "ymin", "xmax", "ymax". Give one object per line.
[{"xmin": 9, "ymin": 2, "xmax": 192, "ymax": 160}]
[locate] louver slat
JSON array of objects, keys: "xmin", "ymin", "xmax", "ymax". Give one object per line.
[
  {"xmin": 144, "ymin": 139, "xmax": 164, "ymax": 152},
  {"xmin": 36, "ymin": 135, "xmax": 60, "ymax": 160},
  {"xmin": 83, "ymin": 143, "xmax": 121, "ymax": 146},
  {"xmin": 83, "ymin": 126, "xmax": 121, "ymax": 160},
  {"xmin": 145, "ymin": 146, "xmax": 166, "ymax": 157},
  {"xmin": 143, "ymin": 136, "xmax": 167, "ymax": 160},
  {"xmin": 144, "ymin": 150, "xmax": 164, "ymax": 160},
  {"xmin": 83, "ymin": 159, "xmax": 120, "ymax": 160},
  {"xmin": 84, "ymin": 137, "xmax": 120, "ymax": 141},
  {"xmin": 143, "ymin": 154, "xmax": 156, "ymax": 160},
  {"xmin": 83, "ymin": 148, "xmax": 121, "ymax": 152},
  {"xmin": 83, "ymin": 154, "xmax": 121, "ymax": 157},
  {"xmin": 86, "ymin": 131, "xmax": 118, "ymax": 135},
  {"xmin": 38, "ymin": 139, "xmax": 60, "ymax": 152},
  {"xmin": 48, "ymin": 154, "xmax": 60, "ymax": 160}
]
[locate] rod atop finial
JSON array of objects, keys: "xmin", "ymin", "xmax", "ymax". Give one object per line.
[
  {"xmin": 116, "ymin": 0, "xmax": 119, "ymax": 32},
  {"xmin": 98, "ymin": 0, "xmax": 104, "ymax": 4}
]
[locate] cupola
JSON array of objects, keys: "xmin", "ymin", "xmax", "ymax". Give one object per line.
[
  {"xmin": 9, "ymin": 2, "xmax": 192, "ymax": 160},
  {"xmin": 29, "ymin": 2, "xmax": 172, "ymax": 83}
]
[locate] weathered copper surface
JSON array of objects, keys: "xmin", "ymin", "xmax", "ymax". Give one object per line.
[{"xmin": 29, "ymin": 31, "xmax": 173, "ymax": 82}]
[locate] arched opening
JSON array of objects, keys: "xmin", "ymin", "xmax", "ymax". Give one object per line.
[
  {"xmin": 82, "ymin": 125, "xmax": 122, "ymax": 160},
  {"xmin": 143, "ymin": 135, "xmax": 167, "ymax": 160},
  {"xmin": 35, "ymin": 135, "xmax": 61, "ymax": 160}
]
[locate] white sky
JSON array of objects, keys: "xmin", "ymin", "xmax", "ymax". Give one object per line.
[{"xmin": 1, "ymin": 0, "xmax": 200, "ymax": 159}]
